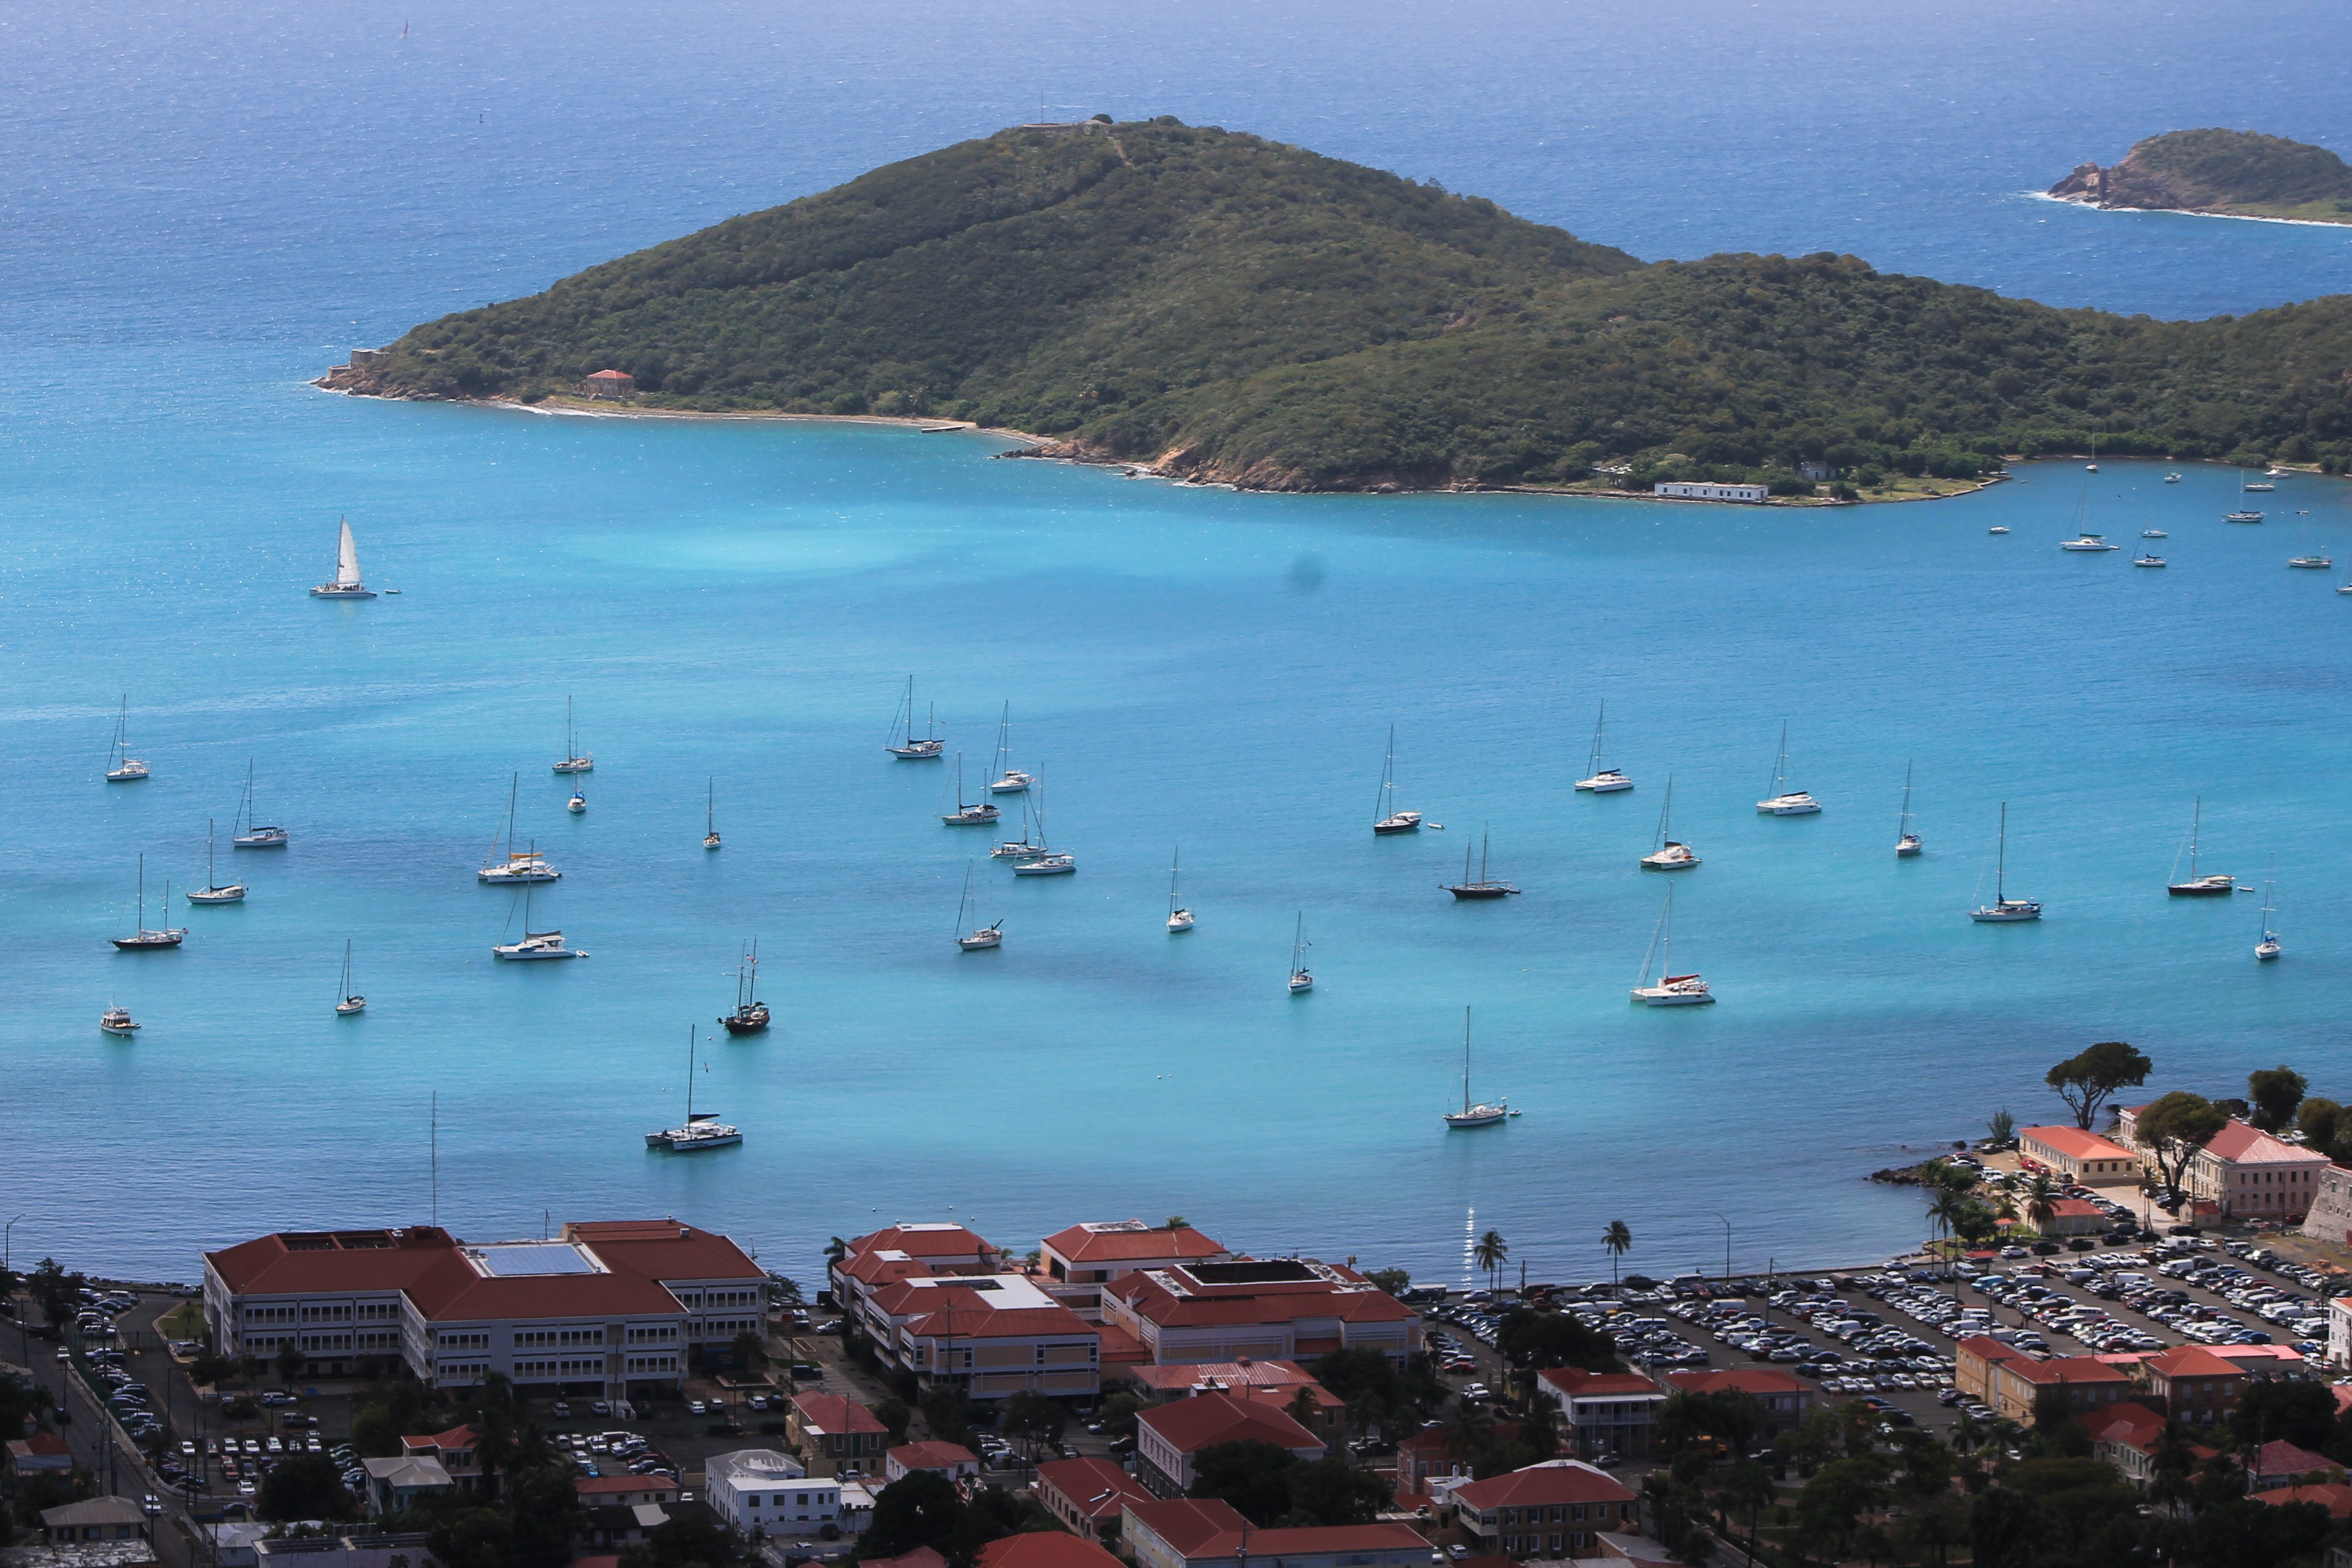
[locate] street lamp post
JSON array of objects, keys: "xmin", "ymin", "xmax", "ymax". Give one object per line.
[
  {"xmin": 1709, "ymin": 1212, "xmax": 1732, "ymax": 1286},
  {"xmin": 4, "ymin": 1213, "xmax": 24, "ymax": 1273}
]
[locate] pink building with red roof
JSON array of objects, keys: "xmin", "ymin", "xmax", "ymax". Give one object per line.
[
  {"xmin": 201, "ymin": 1218, "xmax": 761, "ymax": 1397},
  {"xmin": 1033, "ymin": 1456, "xmax": 1154, "ymax": 1541},
  {"xmin": 2115, "ymin": 1110, "xmax": 2330, "ymax": 1221},
  {"xmin": 1102, "ymin": 1257, "xmax": 1419, "ymax": 1366},
  {"xmin": 1038, "ymin": 1222, "xmax": 1232, "ymax": 1320},
  {"xmin": 580, "ymin": 369, "xmax": 635, "ymax": 398}
]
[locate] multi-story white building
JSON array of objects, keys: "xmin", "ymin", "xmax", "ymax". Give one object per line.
[
  {"xmin": 202, "ymin": 1219, "xmax": 763, "ymax": 1400},
  {"xmin": 1036, "ymin": 1222, "xmax": 1231, "ymax": 1321},
  {"xmin": 2115, "ymin": 1112, "xmax": 2331, "ymax": 1221},
  {"xmin": 704, "ymin": 1450, "xmax": 858, "ymax": 1541}
]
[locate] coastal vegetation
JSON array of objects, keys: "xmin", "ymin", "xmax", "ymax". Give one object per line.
[
  {"xmin": 328, "ymin": 120, "xmax": 2352, "ymax": 494},
  {"xmin": 2051, "ymin": 128, "xmax": 2352, "ymax": 225}
]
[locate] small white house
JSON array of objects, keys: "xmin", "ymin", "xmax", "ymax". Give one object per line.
[
  {"xmin": 1654, "ymin": 482, "xmax": 1769, "ymax": 503},
  {"xmin": 705, "ymin": 1449, "xmax": 856, "ymax": 1540}
]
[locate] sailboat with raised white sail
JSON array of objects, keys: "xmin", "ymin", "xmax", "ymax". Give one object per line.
[
  {"xmin": 309, "ymin": 517, "xmax": 377, "ymax": 598},
  {"xmin": 1895, "ymin": 761, "xmax": 1922, "ymax": 857},
  {"xmin": 1373, "ymin": 726, "xmax": 1422, "ymax": 833},
  {"xmin": 1167, "ymin": 847, "xmax": 1194, "ymax": 932},
  {"xmin": 1756, "ymin": 721, "xmax": 1820, "ymax": 814},
  {"xmin": 2166, "ymin": 796, "xmax": 2235, "ymax": 896},
  {"xmin": 187, "ymin": 819, "xmax": 246, "ymax": 903},
  {"xmin": 941, "ymin": 753, "xmax": 1001, "ymax": 825},
  {"xmin": 1640, "ymin": 775, "xmax": 1698, "ymax": 869},
  {"xmin": 1287, "ymin": 913, "xmax": 1313, "ymax": 993},
  {"xmin": 988, "ymin": 703, "xmax": 1033, "ymax": 793},
  {"xmin": 885, "ymin": 678, "xmax": 945, "ymax": 759},
  {"xmin": 646, "ymin": 1026, "xmax": 740, "ymax": 1151},
  {"xmin": 103, "ymin": 696, "xmax": 148, "ymax": 782},
  {"xmin": 478, "ymin": 772, "xmax": 560, "ymax": 882},
  {"xmin": 231, "ymin": 760, "xmax": 287, "ymax": 847},
  {"xmin": 2256, "ymin": 857, "xmax": 2282, "ymax": 961},
  {"xmin": 336, "ymin": 940, "xmax": 366, "ymax": 1015},
  {"xmin": 1442, "ymin": 1007, "xmax": 1514, "ymax": 1128},
  {"xmin": 1630, "ymin": 885, "xmax": 1713, "ymax": 1005},
  {"xmin": 1969, "ymin": 803, "xmax": 2042, "ymax": 922},
  {"xmin": 954, "ymin": 862, "xmax": 1004, "ymax": 949},
  {"xmin": 1574, "ymin": 703, "xmax": 1632, "ymax": 792}
]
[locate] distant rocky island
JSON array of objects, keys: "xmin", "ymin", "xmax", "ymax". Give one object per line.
[
  {"xmin": 322, "ymin": 119, "xmax": 2352, "ymax": 494},
  {"xmin": 2050, "ymin": 128, "xmax": 2352, "ymax": 224}
]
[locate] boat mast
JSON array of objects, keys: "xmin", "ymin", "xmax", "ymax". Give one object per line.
[
  {"xmin": 1771, "ymin": 721, "xmax": 1788, "ymax": 798},
  {"xmin": 2188, "ymin": 796, "xmax": 2201, "ymax": 879},
  {"xmin": 135, "ymin": 853, "xmax": 144, "ymax": 932},
  {"xmin": 1656, "ymin": 775, "xmax": 1673, "ymax": 849},
  {"xmin": 1169, "ymin": 847, "xmax": 1182, "ymax": 916},
  {"xmin": 1591, "ymin": 703, "xmax": 1605, "ymax": 776},
  {"xmin": 1899, "ymin": 761, "xmax": 1914, "ymax": 837},
  {"xmin": 1461, "ymin": 1006, "xmax": 1473, "ymax": 1113},
  {"xmin": 507, "ymin": 772, "xmax": 518, "ymax": 858},
  {"xmin": 707, "ymin": 778, "xmax": 715, "ymax": 836},
  {"xmin": 1995, "ymin": 802, "xmax": 2007, "ymax": 903},
  {"xmin": 1377, "ymin": 726, "xmax": 1396, "ymax": 823}
]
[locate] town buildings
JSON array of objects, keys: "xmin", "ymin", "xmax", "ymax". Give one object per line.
[
  {"xmin": 1102, "ymin": 1257, "xmax": 1421, "ymax": 1366},
  {"xmin": 831, "ymin": 1226, "xmax": 1101, "ymax": 1402},
  {"xmin": 704, "ymin": 1450, "xmax": 854, "ymax": 1540},
  {"xmin": 1438, "ymin": 1461, "xmax": 1645, "ymax": 1560},
  {"xmin": 1122, "ymin": 1498, "xmax": 1429, "ymax": 1568},
  {"xmin": 2115, "ymin": 1112, "xmax": 2329, "ymax": 1221},
  {"xmin": 1660, "ymin": 1368, "xmax": 1813, "ymax": 1431},
  {"xmin": 1126, "ymin": 1359, "xmax": 1348, "ymax": 1446},
  {"xmin": 2018, "ymin": 1126, "xmax": 2141, "ymax": 1185},
  {"xmin": 1652, "ymin": 482, "xmax": 1767, "ymax": 503},
  {"xmin": 1954, "ymin": 1338, "xmax": 2131, "ymax": 1422},
  {"xmin": 201, "ymin": 1220, "xmax": 764, "ymax": 1398},
  {"xmin": 2138, "ymin": 1345, "xmax": 2246, "ymax": 1427},
  {"xmin": 787, "ymin": 1393, "xmax": 891, "ymax": 1478},
  {"xmin": 1037, "ymin": 1222, "xmax": 1231, "ymax": 1320},
  {"xmin": 580, "ymin": 370, "xmax": 636, "ymax": 398},
  {"xmin": 886, "ymin": 1441, "xmax": 981, "ymax": 1485},
  {"xmin": 1033, "ymin": 1457, "xmax": 1153, "ymax": 1542},
  {"xmin": 1536, "ymin": 1366, "xmax": 1667, "ymax": 1459},
  {"xmin": 1133, "ymin": 1390, "xmax": 1324, "ymax": 1498}
]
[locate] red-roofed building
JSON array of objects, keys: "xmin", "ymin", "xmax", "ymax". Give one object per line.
[
  {"xmin": 2253, "ymin": 1482, "xmax": 2352, "ymax": 1518},
  {"xmin": 2142, "ymin": 1345, "xmax": 2247, "ymax": 1427},
  {"xmin": 863, "ymin": 1549, "xmax": 950, "ymax": 1568},
  {"xmin": 1134, "ymin": 1390, "xmax": 1324, "ymax": 1497},
  {"xmin": 2251, "ymin": 1439, "xmax": 2343, "ymax": 1490},
  {"xmin": 1537, "ymin": 1366, "xmax": 1668, "ymax": 1458},
  {"xmin": 1102, "ymin": 1259, "xmax": 1419, "ymax": 1366},
  {"xmin": 1128, "ymin": 1360, "xmax": 1347, "ymax": 1445},
  {"xmin": 1122, "ymin": 1498, "xmax": 1429, "ymax": 1568},
  {"xmin": 580, "ymin": 369, "xmax": 636, "ymax": 398},
  {"xmin": 2115, "ymin": 1111, "xmax": 2329, "ymax": 1221},
  {"xmin": 200, "ymin": 1219, "xmax": 760, "ymax": 1397},
  {"xmin": 2082, "ymin": 1401, "xmax": 2172, "ymax": 1486},
  {"xmin": 832, "ymin": 1224, "xmax": 1101, "ymax": 1403},
  {"xmin": 1956, "ymin": 1338, "xmax": 2130, "ymax": 1424},
  {"xmin": 1038, "ymin": 1223, "xmax": 1232, "ymax": 1320},
  {"xmin": 400, "ymin": 1425, "xmax": 481, "ymax": 1493},
  {"xmin": 977, "ymin": 1532, "xmax": 1126, "ymax": 1568},
  {"xmin": 4, "ymin": 1432, "xmax": 74, "ymax": 1477},
  {"xmin": 2018, "ymin": 1126, "xmax": 2141, "ymax": 1184},
  {"xmin": 1033, "ymin": 1456, "xmax": 1153, "ymax": 1542},
  {"xmin": 2039, "ymin": 1199, "xmax": 2110, "ymax": 1238},
  {"xmin": 1661, "ymin": 1367, "xmax": 1814, "ymax": 1430},
  {"xmin": 886, "ymin": 1441, "xmax": 980, "ymax": 1485},
  {"xmin": 1440, "ymin": 1461, "xmax": 1643, "ymax": 1560},
  {"xmin": 787, "ymin": 1393, "xmax": 890, "ymax": 1478}
]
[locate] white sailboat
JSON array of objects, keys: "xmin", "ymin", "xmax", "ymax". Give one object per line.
[
  {"xmin": 478, "ymin": 773, "xmax": 560, "ymax": 882},
  {"xmin": 1167, "ymin": 847, "xmax": 1194, "ymax": 932},
  {"xmin": 1639, "ymin": 774, "xmax": 1699, "ymax": 869},
  {"xmin": 1895, "ymin": 761, "xmax": 1922, "ymax": 857},
  {"xmin": 111, "ymin": 856, "xmax": 188, "ymax": 950},
  {"xmin": 954, "ymin": 862, "xmax": 1004, "ymax": 950},
  {"xmin": 646, "ymin": 1026, "xmax": 740, "ymax": 1151},
  {"xmin": 1969, "ymin": 803, "xmax": 2043, "ymax": 922},
  {"xmin": 941, "ymin": 753, "xmax": 1001, "ymax": 825},
  {"xmin": 103, "ymin": 696, "xmax": 148, "ymax": 782},
  {"xmin": 491, "ymin": 886, "xmax": 585, "ymax": 959},
  {"xmin": 309, "ymin": 517, "xmax": 377, "ymax": 598},
  {"xmin": 1287, "ymin": 913, "xmax": 1313, "ymax": 993},
  {"xmin": 1755, "ymin": 722, "xmax": 1820, "ymax": 814},
  {"xmin": 2256, "ymin": 857, "xmax": 2282, "ymax": 962},
  {"xmin": 2165, "ymin": 796, "xmax": 2235, "ymax": 896},
  {"xmin": 552, "ymin": 696, "xmax": 593, "ymax": 774},
  {"xmin": 885, "ymin": 678, "xmax": 945, "ymax": 759},
  {"xmin": 1574, "ymin": 703, "xmax": 1633, "ymax": 792},
  {"xmin": 2226, "ymin": 471, "xmax": 2266, "ymax": 523},
  {"xmin": 990, "ymin": 792, "xmax": 1048, "ymax": 859},
  {"xmin": 1442, "ymin": 1006, "xmax": 1513, "ymax": 1128},
  {"xmin": 231, "ymin": 760, "xmax": 288, "ymax": 847},
  {"xmin": 187, "ymin": 819, "xmax": 247, "ymax": 903},
  {"xmin": 1372, "ymin": 725, "xmax": 1423, "ymax": 832},
  {"xmin": 335, "ymin": 939, "xmax": 366, "ymax": 1015},
  {"xmin": 987, "ymin": 703, "xmax": 1034, "ymax": 793},
  {"xmin": 1630, "ymin": 885, "xmax": 1713, "ymax": 1005},
  {"xmin": 1010, "ymin": 784, "xmax": 1074, "ymax": 874},
  {"xmin": 704, "ymin": 778, "xmax": 722, "ymax": 850}
]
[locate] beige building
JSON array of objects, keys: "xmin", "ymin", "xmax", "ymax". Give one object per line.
[
  {"xmin": 2018, "ymin": 1125, "xmax": 2141, "ymax": 1184},
  {"xmin": 2117, "ymin": 1112, "xmax": 2330, "ymax": 1221}
]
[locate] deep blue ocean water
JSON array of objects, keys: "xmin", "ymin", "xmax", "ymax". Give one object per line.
[{"xmin": 7, "ymin": 0, "xmax": 2352, "ymax": 1288}]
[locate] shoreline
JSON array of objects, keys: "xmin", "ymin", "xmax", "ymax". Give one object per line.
[
  {"xmin": 2026, "ymin": 188, "xmax": 2352, "ymax": 231},
  {"xmin": 311, "ymin": 381, "xmax": 2011, "ymax": 508}
]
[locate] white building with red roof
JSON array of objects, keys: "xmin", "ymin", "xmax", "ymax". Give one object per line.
[
  {"xmin": 1121, "ymin": 1498, "xmax": 1428, "ymax": 1568},
  {"xmin": 1037, "ymin": 1222, "xmax": 1231, "ymax": 1320},
  {"xmin": 201, "ymin": 1218, "xmax": 761, "ymax": 1398},
  {"xmin": 1128, "ymin": 1359, "xmax": 1347, "ymax": 1446},
  {"xmin": 860, "ymin": 1272, "xmax": 1101, "ymax": 1402},
  {"xmin": 1101, "ymin": 1258, "xmax": 1419, "ymax": 1366},
  {"xmin": 1133, "ymin": 1389, "xmax": 1324, "ymax": 1498},
  {"xmin": 2018, "ymin": 1125, "xmax": 2141, "ymax": 1184},
  {"xmin": 2117, "ymin": 1110, "xmax": 2331, "ymax": 1221},
  {"xmin": 787, "ymin": 1393, "xmax": 891, "ymax": 1478},
  {"xmin": 1437, "ymin": 1460, "xmax": 1643, "ymax": 1560},
  {"xmin": 1535, "ymin": 1365, "xmax": 1668, "ymax": 1460},
  {"xmin": 886, "ymin": 1441, "xmax": 980, "ymax": 1485},
  {"xmin": 1032, "ymin": 1456, "xmax": 1154, "ymax": 1542}
]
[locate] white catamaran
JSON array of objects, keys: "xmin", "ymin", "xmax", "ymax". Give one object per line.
[
  {"xmin": 1574, "ymin": 703, "xmax": 1633, "ymax": 792},
  {"xmin": 478, "ymin": 773, "xmax": 560, "ymax": 883},
  {"xmin": 988, "ymin": 702, "xmax": 1034, "ymax": 793},
  {"xmin": 1630, "ymin": 886, "xmax": 1714, "ymax": 1005},
  {"xmin": 309, "ymin": 518, "xmax": 377, "ymax": 598},
  {"xmin": 1639, "ymin": 774, "xmax": 1699, "ymax": 870},
  {"xmin": 491, "ymin": 886, "xmax": 585, "ymax": 959},
  {"xmin": 1969, "ymin": 803, "xmax": 2043, "ymax": 922},
  {"xmin": 646, "ymin": 1026, "xmax": 740, "ymax": 1151},
  {"xmin": 1756, "ymin": 721, "xmax": 1821, "ymax": 815},
  {"xmin": 187, "ymin": 819, "xmax": 246, "ymax": 903}
]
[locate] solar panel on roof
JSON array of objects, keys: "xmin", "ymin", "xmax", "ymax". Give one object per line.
[{"xmin": 473, "ymin": 1244, "xmax": 596, "ymax": 1276}]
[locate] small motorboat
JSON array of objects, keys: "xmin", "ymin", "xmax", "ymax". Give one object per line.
[
  {"xmin": 2142, "ymin": 529, "xmax": 2166, "ymax": 538},
  {"xmin": 2289, "ymin": 556, "xmax": 2332, "ymax": 570},
  {"xmin": 2164, "ymin": 473, "xmax": 2182, "ymax": 483},
  {"xmin": 100, "ymin": 1007, "xmax": 140, "ymax": 1037},
  {"xmin": 2135, "ymin": 554, "xmax": 2166, "ymax": 568},
  {"xmin": 2086, "ymin": 462, "xmax": 2098, "ymax": 472},
  {"xmin": 1012, "ymin": 853, "xmax": 1075, "ymax": 876},
  {"xmin": 2060, "ymin": 533, "xmax": 2118, "ymax": 551},
  {"xmin": 2225, "ymin": 510, "xmax": 2264, "ymax": 524},
  {"xmin": 492, "ymin": 929, "xmax": 584, "ymax": 960},
  {"xmin": 567, "ymin": 790, "xmax": 587, "ymax": 814},
  {"xmin": 2245, "ymin": 481, "xmax": 2277, "ymax": 492},
  {"xmin": 1988, "ymin": 526, "xmax": 2010, "ymax": 535}
]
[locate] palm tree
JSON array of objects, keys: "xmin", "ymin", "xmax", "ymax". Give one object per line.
[
  {"xmin": 1443, "ymin": 1397, "xmax": 1494, "ymax": 1466},
  {"xmin": 824, "ymin": 1235, "xmax": 850, "ymax": 1267},
  {"xmin": 2023, "ymin": 1172, "xmax": 2061, "ymax": 1237},
  {"xmin": 1602, "ymin": 1221, "xmax": 1633, "ymax": 1291},
  {"xmin": 1472, "ymin": 1229, "xmax": 1509, "ymax": 1294}
]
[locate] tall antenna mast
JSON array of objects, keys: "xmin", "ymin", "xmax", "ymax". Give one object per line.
[{"xmin": 430, "ymin": 1091, "xmax": 439, "ymax": 1225}]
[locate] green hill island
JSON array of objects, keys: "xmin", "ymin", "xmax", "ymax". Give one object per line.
[
  {"xmin": 324, "ymin": 119, "xmax": 2352, "ymax": 498},
  {"xmin": 2050, "ymin": 128, "xmax": 2352, "ymax": 226}
]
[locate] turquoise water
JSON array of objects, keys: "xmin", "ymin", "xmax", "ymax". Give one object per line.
[{"xmin": 9, "ymin": 0, "xmax": 2352, "ymax": 1286}]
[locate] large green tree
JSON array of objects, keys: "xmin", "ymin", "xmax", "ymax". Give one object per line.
[
  {"xmin": 861, "ymin": 1471, "xmax": 963, "ymax": 1560},
  {"xmin": 2138, "ymin": 1091, "xmax": 2229, "ymax": 1207},
  {"xmin": 2045, "ymin": 1042, "xmax": 2152, "ymax": 1131},
  {"xmin": 2246, "ymin": 1066, "xmax": 2309, "ymax": 1133},
  {"xmin": 1188, "ymin": 1439, "xmax": 1300, "ymax": 1527}
]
